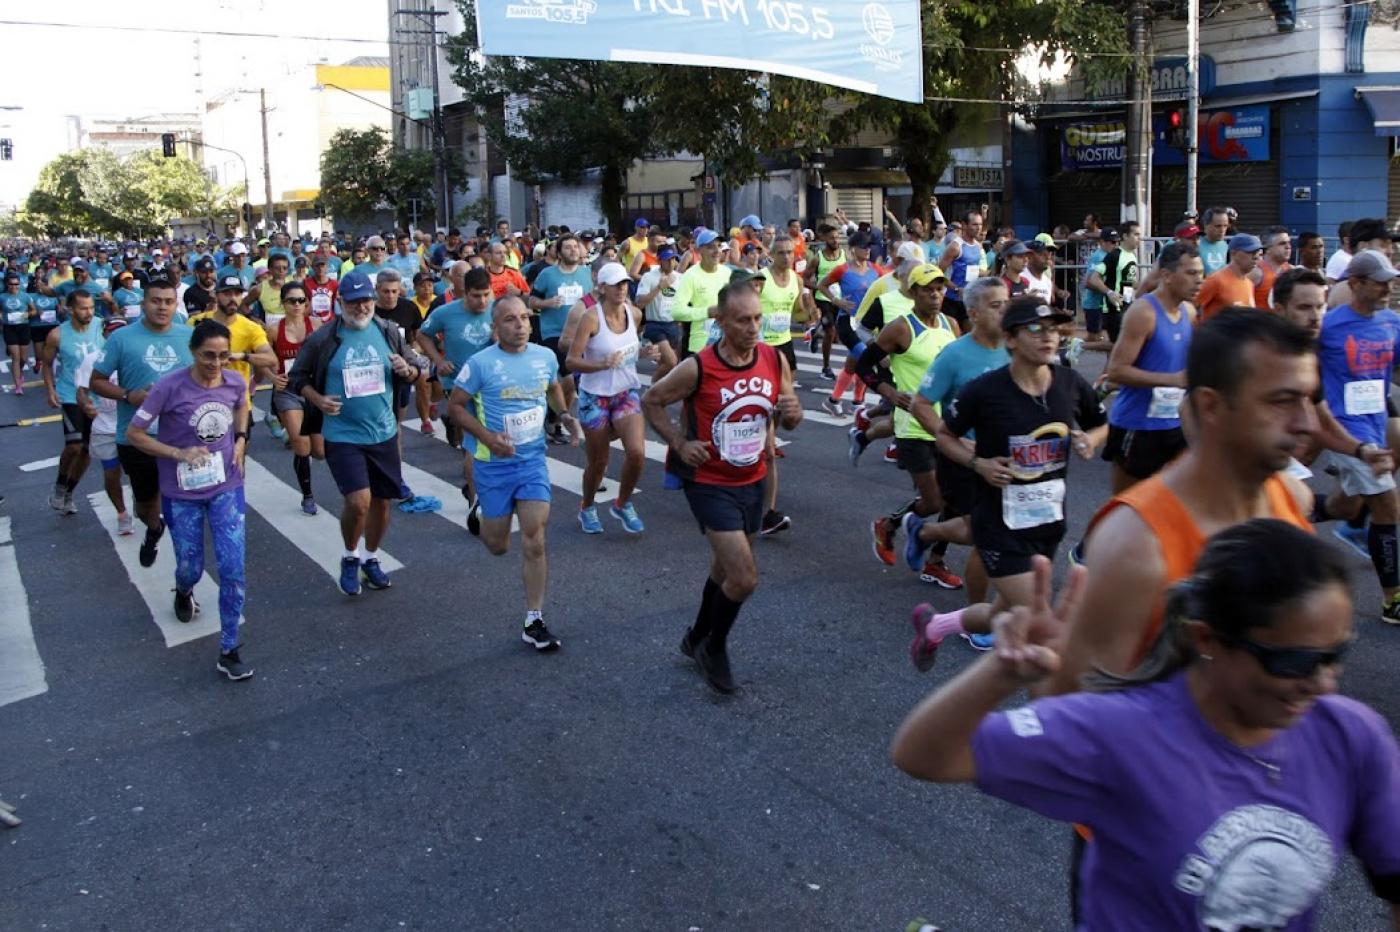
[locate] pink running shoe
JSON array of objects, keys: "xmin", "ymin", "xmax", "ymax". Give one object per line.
[{"xmin": 909, "ymin": 603, "xmax": 942, "ymax": 673}]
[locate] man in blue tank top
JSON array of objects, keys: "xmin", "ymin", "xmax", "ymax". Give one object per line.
[
  {"xmin": 40, "ymin": 290, "xmax": 105, "ymax": 515},
  {"xmin": 1102, "ymin": 243, "xmax": 1203, "ymax": 492}
]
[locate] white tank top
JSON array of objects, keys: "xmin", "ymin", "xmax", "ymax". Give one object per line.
[{"xmin": 578, "ymin": 298, "xmax": 641, "ymax": 397}]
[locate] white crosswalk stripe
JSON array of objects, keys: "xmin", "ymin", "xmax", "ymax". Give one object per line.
[
  {"xmin": 18, "ymin": 456, "xmax": 60, "ymax": 473},
  {"xmin": 0, "ymin": 517, "xmax": 47, "ymax": 709}
]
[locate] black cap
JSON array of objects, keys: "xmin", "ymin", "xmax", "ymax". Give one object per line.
[
  {"xmin": 848, "ymin": 231, "xmax": 873, "ymax": 249},
  {"xmin": 215, "ymin": 274, "xmax": 246, "ymax": 293},
  {"xmin": 194, "ymin": 257, "xmax": 216, "ymax": 273},
  {"xmin": 1002, "ymin": 296, "xmax": 1074, "ymax": 332},
  {"xmin": 1100, "ymin": 228, "xmax": 1122, "ymax": 242}
]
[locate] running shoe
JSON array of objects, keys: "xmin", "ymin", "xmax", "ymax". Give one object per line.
[
  {"xmin": 760, "ymin": 509, "xmax": 791, "ymax": 536},
  {"xmin": 467, "ymin": 500, "xmax": 481, "ymax": 536},
  {"xmin": 264, "ymin": 411, "xmax": 289, "ymax": 444},
  {"xmin": 338, "ymin": 556, "xmax": 362, "ymax": 596},
  {"xmin": 522, "ymin": 619, "xmax": 561, "ymax": 651},
  {"xmin": 853, "ymin": 406, "xmax": 872, "ymax": 432},
  {"xmin": 883, "ymin": 443, "xmax": 899, "ymax": 464},
  {"xmin": 679, "ymin": 627, "xmax": 700, "ymax": 659},
  {"xmin": 301, "ymin": 496, "xmax": 317, "ymax": 517},
  {"xmin": 871, "ymin": 517, "xmax": 897, "ymax": 566},
  {"xmin": 12, "ymin": 384, "xmax": 22, "ymax": 396},
  {"xmin": 696, "ymin": 643, "xmax": 737, "ymax": 693},
  {"xmin": 819, "ymin": 367, "xmax": 836, "ymax": 381},
  {"xmin": 62, "ymin": 491, "xmax": 77, "ymax": 516},
  {"xmin": 908, "ymin": 603, "xmax": 941, "ymax": 673},
  {"xmin": 216, "ymin": 649, "xmax": 254, "ymax": 681},
  {"xmin": 820, "ymin": 397, "xmax": 843, "ymax": 417},
  {"xmin": 961, "ymin": 631, "xmax": 995, "ymax": 651},
  {"xmin": 609, "ymin": 502, "xmax": 645, "ymax": 534},
  {"xmin": 116, "ymin": 512, "xmax": 134, "ymax": 536},
  {"xmin": 1064, "ymin": 337, "xmax": 1085, "ymax": 367},
  {"xmin": 1067, "ymin": 540, "xmax": 1085, "ymax": 567},
  {"xmin": 805, "ymin": 326, "xmax": 817, "ymax": 352},
  {"xmin": 138, "ymin": 521, "xmax": 165, "ymax": 568},
  {"xmin": 1333, "ymin": 524, "xmax": 1370, "ymax": 560},
  {"xmin": 428, "ymin": 402, "xmax": 439, "ymax": 421},
  {"xmin": 920, "ymin": 559, "xmax": 964, "ymax": 590},
  {"xmin": 902, "ymin": 512, "xmax": 931, "ymax": 571},
  {"xmin": 1384, "ymin": 594, "xmax": 1400, "ymax": 626},
  {"xmin": 174, "ymin": 588, "xmax": 200, "ymax": 623},
  {"xmin": 547, "ymin": 422, "xmax": 570, "ymax": 445},
  {"xmin": 420, "ymin": 420, "xmax": 435, "ymax": 436},
  {"xmin": 578, "ymin": 505, "xmax": 604, "ymax": 534},
  {"xmin": 48, "ymin": 486, "xmax": 65, "ymax": 511},
  {"xmin": 848, "ymin": 427, "xmax": 869, "ymax": 466},
  {"xmin": 360, "ymin": 558, "xmax": 392, "ymax": 590}
]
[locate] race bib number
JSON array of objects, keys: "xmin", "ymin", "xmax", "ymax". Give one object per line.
[
  {"xmin": 5, "ymin": 309, "xmax": 25, "ymax": 325},
  {"xmin": 1344, "ymin": 379, "xmax": 1386, "ymax": 417},
  {"xmin": 504, "ymin": 405, "xmax": 544, "ymax": 445},
  {"xmin": 717, "ymin": 417, "xmax": 767, "ymax": 466},
  {"xmin": 95, "ymin": 277, "xmax": 110, "ymax": 291},
  {"xmin": 343, "ymin": 363, "xmax": 385, "ymax": 399},
  {"xmin": 39, "ymin": 308, "xmax": 57, "ymax": 324},
  {"xmin": 794, "ymin": 260, "xmax": 807, "ymax": 274},
  {"xmin": 765, "ymin": 312, "xmax": 791, "ymax": 336},
  {"xmin": 1284, "ymin": 458, "xmax": 1314, "ymax": 481},
  {"xmin": 311, "ymin": 292, "xmax": 332, "ymax": 313},
  {"xmin": 556, "ymin": 283, "xmax": 584, "ymax": 307},
  {"xmin": 1002, "ymin": 478, "xmax": 1066, "ymax": 530},
  {"xmin": 124, "ymin": 305, "xmax": 142, "ymax": 320},
  {"xmin": 1148, "ymin": 386, "xmax": 1185, "ymax": 419},
  {"xmin": 964, "ymin": 265, "xmax": 980, "ymax": 283},
  {"xmin": 176, "ymin": 451, "xmax": 226, "ymax": 492}
]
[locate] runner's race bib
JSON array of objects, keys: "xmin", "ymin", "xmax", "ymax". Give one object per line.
[
  {"xmin": 124, "ymin": 306, "xmax": 142, "ymax": 320},
  {"xmin": 1002, "ymin": 478, "xmax": 1066, "ymax": 530},
  {"xmin": 1284, "ymin": 458, "xmax": 1314, "ymax": 481},
  {"xmin": 311, "ymin": 292, "xmax": 332, "ymax": 313},
  {"xmin": 557, "ymin": 283, "xmax": 584, "ymax": 307},
  {"xmin": 1344, "ymin": 379, "xmax": 1386, "ymax": 417},
  {"xmin": 177, "ymin": 450, "xmax": 226, "ymax": 492},
  {"xmin": 1148, "ymin": 386, "xmax": 1185, "ymax": 419},
  {"xmin": 343, "ymin": 363, "xmax": 385, "ymax": 399},
  {"xmin": 765, "ymin": 312, "xmax": 791, "ymax": 336},
  {"xmin": 717, "ymin": 417, "xmax": 766, "ymax": 466},
  {"xmin": 95, "ymin": 278, "xmax": 110, "ymax": 291},
  {"xmin": 5, "ymin": 309, "xmax": 25, "ymax": 325},
  {"xmin": 504, "ymin": 405, "xmax": 544, "ymax": 445},
  {"xmin": 619, "ymin": 342, "xmax": 639, "ymax": 368},
  {"xmin": 39, "ymin": 309, "xmax": 57, "ymax": 324}
]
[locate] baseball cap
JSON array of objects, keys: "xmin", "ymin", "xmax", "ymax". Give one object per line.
[
  {"xmin": 695, "ymin": 229, "xmax": 721, "ymax": 247},
  {"xmin": 71, "ymin": 259, "xmax": 88, "ymax": 271},
  {"xmin": 906, "ymin": 264, "xmax": 948, "ymax": 289},
  {"xmin": 634, "ymin": 218, "xmax": 650, "ymax": 229},
  {"xmin": 1033, "ymin": 233, "xmax": 1057, "ymax": 247},
  {"xmin": 1228, "ymin": 233, "xmax": 1263, "ymax": 253},
  {"xmin": 1027, "ymin": 239, "xmax": 1053, "ymax": 253},
  {"xmin": 596, "ymin": 262, "xmax": 632, "ymax": 287},
  {"xmin": 1002, "ymin": 297, "xmax": 1073, "ymax": 331},
  {"xmin": 115, "ymin": 270, "xmax": 135, "ymax": 285},
  {"xmin": 194, "ymin": 257, "xmax": 216, "ymax": 273},
  {"xmin": 102, "ymin": 317, "xmax": 128, "ymax": 337},
  {"xmin": 739, "ymin": 214, "xmax": 762, "ymax": 230},
  {"xmin": 728, "ymin": 268, "xmax": 765, "ymax": 288},
  {"xmin": 848, "ymin": 231, "xmax": 873, "ymax": 249},
  {"xmin": 657, "ymin": 247, "xmax": 678, "ymax": 261},
  {"xmin": 742, "ymin": 242, "xmax": 761, "ymax": 255},
  {"xmin": 215, "ymin": 274, "xmax": 245, "ymax": 292},
  {"xmin": 413, "ymin": 271, "xmax": 434, "ymax": 285},
  {"xmin": 228, "ymin": 241, "xmax": 249, "ymax": 256},
  {"xmin": 1100, "ymin": 229, "xmax": 1121, "ymax": 242},
  {"xmin": 123, "ymin": 249, "xmax": 139, "ymax": 259},
  {"xmin": 338, "ymin": 270, "xmax": 376, "ymax": 302},
  {"xmin": 1345, "ymin": 249, "xmax": 1400, "ymax": 282},
  {"xmin": 256, "ymin": 238, "xmax": 270, "ymax": 247},
  {"xmin": 895, "ymin": 241, "xmax": 925, "ymax": 264},
  {"xmin": 1174, "ymin": 222, "xmax": 1202, "ymax": 238},
  {"xmin": 1001, "ymin": 240, "xmax": 1030, "ymax": 257}
]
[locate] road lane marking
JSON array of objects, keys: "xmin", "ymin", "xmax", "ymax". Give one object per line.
[
  {"xmin": 0, "ymin": 517, "xmax": 47, "ymax": 708},
  {"xmin": 19, "ymin": 456, "xmax": 60, "ymax": 472}
]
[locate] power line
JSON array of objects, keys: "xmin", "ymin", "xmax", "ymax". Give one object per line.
[{"xmin": 0, "ymin": 18, "xmax": 403, "ymax": 47}]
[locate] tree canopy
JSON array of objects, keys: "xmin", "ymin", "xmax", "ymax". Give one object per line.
[{"xmin": 319, "ymin": 126, "xmax": 454, "ymax": 229}]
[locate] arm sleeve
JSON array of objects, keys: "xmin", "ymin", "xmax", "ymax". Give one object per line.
[
  {"xmin": 669, "ymin": 271, "xmax": 703, "ymax": 323},
  {"xmin": 854, "ymin": 340, "xmax": 891, "ymax": 388},
  {"xmin": 970, "ymin": 692, "xmax": 1116, "ymax": 825},
  {"xmin": 859, "ymin": 296, "xmax": 886, "ymax": 333}
]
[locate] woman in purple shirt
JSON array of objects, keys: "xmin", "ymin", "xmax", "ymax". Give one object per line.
[
  {"xmin": 893, "ymin": 520, "xmax": 1400, "ymax": 930},
  {"xmin": 126, "ymin": 319, "xmax": 252, "ymax": 682}
]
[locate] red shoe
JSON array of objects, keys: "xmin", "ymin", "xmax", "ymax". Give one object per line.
[
  {"xmin": 882, "ymin": 443, "xmax": 898, "ymax": 464},
  {"xmin": 854, "ymin": 406, "xmax": 871, "ymax": 432},
  {"xmin": 909, "ymin": 603, "xmax": 941, "ymax": 672},
  {"xmin": 420, "ymin": 420, "xmax": 435, "ymax": 436},
  {"xmin": 428, "ymin": 402, "xmax": 439, "ymax": 421},
  {"xmin": 920, "ymin": 559, "xmax": 964, "ymax": 590},
  {"xmin": 871, "ymin": 517, "xmax": 897, "ymax": 566}
]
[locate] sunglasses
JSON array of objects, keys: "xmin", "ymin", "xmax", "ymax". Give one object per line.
[
  {"xmin": 1015, "ymin": 322, "xmax": 1058, "ymax": 335},
  {"xmin": 1225, "ymin": 634, "xmax": 1352, "ymax": 679},
  {"xmin": 196, "ymin": 350, "xmax": 232, "ymax": 362},
  {"xmin": 283, "ymin": 296, "xmax": 308, "ymax": 305}
]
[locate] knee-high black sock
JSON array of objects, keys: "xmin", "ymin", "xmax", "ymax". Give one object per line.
[
  {"xmin": 293, "ymin": 454, "xmax": 312, "ymax": 496},
  {"xmin": 55, "ymin": 465, "xmax": 67, "ymax": 487},
  {"xmin": 1369, "ymin": 523, "xmax": 1399, "ymax": 590},
  {"xmin": 1310, "ymin": 492, "xmax": 1331, "ymax": 525},
  {"xmin": 931, "ymin": 539, "xmax": 950, "ymax": 559},
  {"xmin": 64, "ymin": 474, "xmax": 79, "ymax": 492},
  {"xmin": 692, "ymin": 577, "xmax": 720, "ymax": 642},
  {"xmin": 705, "ymin": 589, "xmax": 745, "ymax": 654}
]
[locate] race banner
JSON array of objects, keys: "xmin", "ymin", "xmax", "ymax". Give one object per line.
[{"xmin": 476, "ymin": 1, "xmax": 924, "ymax": 103}]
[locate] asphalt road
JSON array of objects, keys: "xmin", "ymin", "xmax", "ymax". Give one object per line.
[{"xmin": 0, "ymin": 344, "xmax": 1394, "ymax": 931}]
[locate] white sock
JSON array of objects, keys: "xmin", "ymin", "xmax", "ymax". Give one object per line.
[
  {"xmin": 344, "ymin": 548, "xmax": 360, "ymax": 561},
  {"xmin": 525, "ymin": 609, "xmax": 543, "ymax": 626},
  {"xmin": 364, "ymin": 549, "xmax": 378, "ymax": 562}
]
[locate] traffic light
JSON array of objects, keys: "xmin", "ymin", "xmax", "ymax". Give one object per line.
[
  {"xmin": 241, "ymin": 202, "xmax": 254, "ymax": 225},
  {"xmin": 1165, "ymin": 110, "xmax": 1187, "ymax": 149},
  {"xmin": 0, "ymin": 138, "xmax": 11, "ymax": 161},
  {"xmin": 161, "ymin": 133, "xmax": 176, "ymax": 158}
]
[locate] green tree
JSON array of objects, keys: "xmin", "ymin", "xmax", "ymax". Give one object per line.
[{"xmin": 320, "ymin": 126, "xmax": 454, "ymax": 228}]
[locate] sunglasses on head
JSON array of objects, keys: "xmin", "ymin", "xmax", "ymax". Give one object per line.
[{"xmin": 1225, "ymin": 634, "xmax": 1352, "ymax": 679}]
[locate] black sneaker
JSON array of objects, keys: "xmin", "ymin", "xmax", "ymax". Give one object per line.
[
  {"xmin": 174, "ymin": 588, "xmax": 200, "ymax": 623},
  {"xmin": 760, "ymin": 510, "xmax": 791, "ymax": 537},
  {"xmin": 696, "ymin": 642, "xmax": 737, "ymax": 693},
  {"xmin": 216, "ymin": 649, "xmax": 254, "ymax": 681},
  {"xmin": 547, "ymin": 423, "xmax": 570, "ymax": 445},
  {"xmin": 819, "ymin": 367, "xmax": 836, "ymax": 381},
  {"xmin": 680, "ymin": 627, "xmax": 700, "ymax": 659},
  {"xmin": 139, "ymin": 520, "xmax": 165, "ymax": 568},
  {"xmin": 522, "ymin": 619, "xmax": 561, "ymax": 652}
]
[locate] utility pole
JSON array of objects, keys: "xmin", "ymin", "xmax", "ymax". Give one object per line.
[
  {"xmin": 1121, "ymin": 0, "xmax": 1152, "ymax": 234},
  {"xmin": 260, "ymin": 87, "xmax": 275, "ymax": 233},
  {"xmin": 1185, "ymin": 0, "xmax": 1200, "ymax": 217},
  {"xmin": 395, "ymin": 5, "xmax": 452, "ymax": 226}
]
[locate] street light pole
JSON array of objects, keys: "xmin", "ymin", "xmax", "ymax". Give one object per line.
[
  {"xmin": 394, "ymin": 6, "xmax": 451, "ymax": 227},
  {"xmin": 1185, "ymin": 0, "xmax": 1200, "ymax": 217},
  {"xmin": 260, "ymin": 87, "xmax": 275, "ymax": 232}
]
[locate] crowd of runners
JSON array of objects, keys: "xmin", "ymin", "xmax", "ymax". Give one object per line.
[{"xmin": 5, "ymin": 206, "xmax": 1400, "ymax": 924}]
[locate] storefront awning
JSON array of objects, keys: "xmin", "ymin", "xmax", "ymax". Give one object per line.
[
  {"xmin": 1357, "ymin": 86, "xmax": 1400, "ymax": 136},
  {"xmin": 1037, "ymin": 88, "xmax": 1316, "ymax": 122}
]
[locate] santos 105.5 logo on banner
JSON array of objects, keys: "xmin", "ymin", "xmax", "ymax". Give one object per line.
[{"xmin": 479, "ymin": 0, "xmax": 924, "ymax": 104}]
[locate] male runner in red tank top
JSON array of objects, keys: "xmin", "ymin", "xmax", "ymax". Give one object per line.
[{"xmin": 642, "ymin": 283, "xmax": 803, "ymax": 693}]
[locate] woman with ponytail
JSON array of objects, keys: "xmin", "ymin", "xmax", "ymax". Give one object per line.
[{"xmin": 892, "ymin": 520, "xmax": 1400, "ymax": 930}]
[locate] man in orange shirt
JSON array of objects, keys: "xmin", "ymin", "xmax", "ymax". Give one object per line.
[
  {"xmin": 485, "ymin": 242, "xmax": 528, "ymax": 299},
  {"xmin": 1196, "ymin": 233, "xmax": 1262, "ymax": 320},
  {"xmin": 1253, "ymin": 226, "xmax": 1292, "ymax": 308}
]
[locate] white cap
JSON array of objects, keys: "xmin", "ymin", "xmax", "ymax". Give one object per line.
[
  {"xmin": 228, "ymin": 242, "xmax": 249, "ymax": 256},
  {"xmin": 896, "ymin": 240, "xmax": 924, "ymax": 264},
  {"xmin": 595, "ymin": 262, "xmax": 631, "ymax": 287}
]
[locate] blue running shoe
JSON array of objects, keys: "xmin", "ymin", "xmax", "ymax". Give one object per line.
[
  {"xmin": 609, "ymin": 502, "xmax": 645, "ymax": 534},
  {"xmin": 578, "ymin": 505, "xmax": 604, "ymax": 534},
  {"xmin": 301, "ymin": 496, "xmax": 318, "ymax": 517},
  {"xmin": 962, "ymin": 632, "xmax": 995, "ymax": 652},
  {"xmin": 902, "ymin": 511, "xmax": 930, "ymax": 571},
  {"xmin": 360, "ymin": 558, "xmax": 392, "ymax": 590},
  {"xmin": 1333, "ymin": 523, "xmax": 1370, "ymax": 560},
  {"xmin": 339, "ymin": 556, "xmax": 362, "ymax": 596}
]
